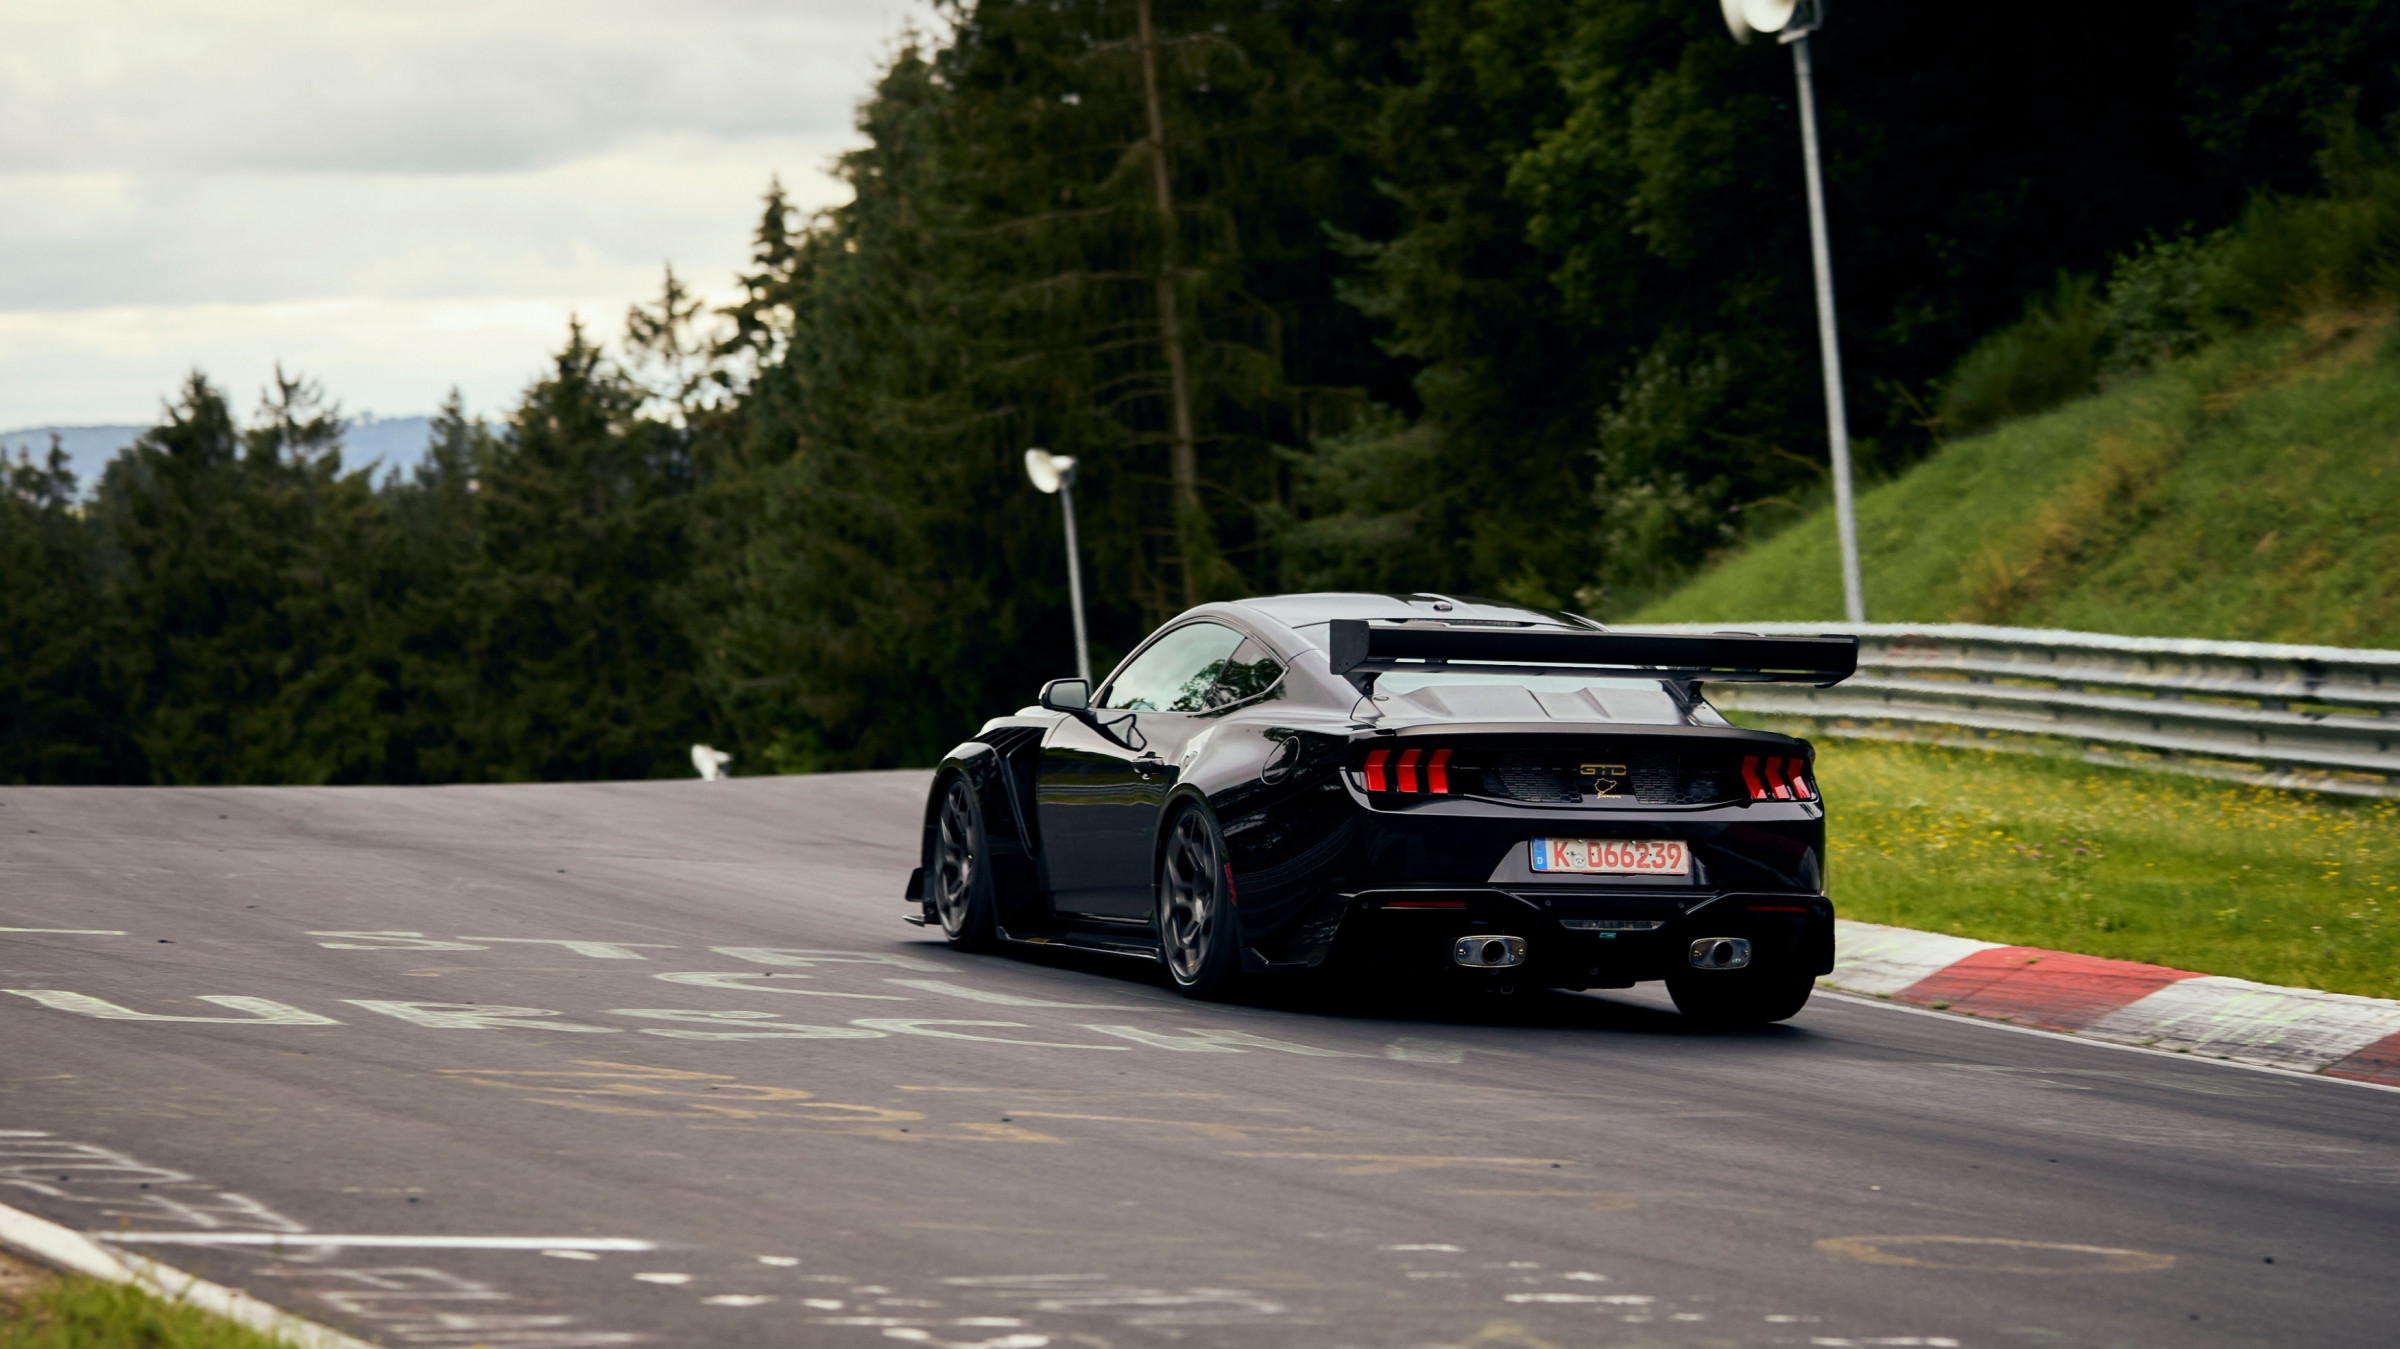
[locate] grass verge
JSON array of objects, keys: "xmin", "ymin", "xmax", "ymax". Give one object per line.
[
  {"xmin": 1629, "ymin": 307, "xmax": 2400, "ymax": 644},
  {"xmin": 1810, "ymin": 735, "xmax": 2400, "ymax": 998},
  {"xmin": 0, "ymin": 1252, "xmax": 295, "ymax": 1349}
]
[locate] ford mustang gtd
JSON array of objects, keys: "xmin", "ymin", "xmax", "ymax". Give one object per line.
[{"xmin": 905, "ymin": 594, "xmax": 1856, "ymax": 1025}]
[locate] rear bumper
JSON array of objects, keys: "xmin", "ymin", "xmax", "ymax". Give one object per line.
[
  {"xmin": 1326, "ymin": 886, "xmax": 1833, "ymax": 987},
  {"xmin": 1223, "ymin": 789, "xmax": 1829, "ymax": 983}
]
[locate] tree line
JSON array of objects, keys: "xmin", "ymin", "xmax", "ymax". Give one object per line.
[{"xmin": 5, "ymin": 0, "xmax": 2396, "ymax": 783}]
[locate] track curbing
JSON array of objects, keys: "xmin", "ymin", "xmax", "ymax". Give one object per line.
[
  {"xmin": 0, "ymin": 1198, "xmax": 378, "ymax": 1349},
  {"xmin": 1823, "ymin": 918, "xmax": 2400, "ymax": 1086}
]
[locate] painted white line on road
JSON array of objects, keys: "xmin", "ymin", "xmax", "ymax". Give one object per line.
[
  {"xmin": 610, "ymin": 1009, "xmax": 888, "ymax": 1040},
  {"xmin": 461, "ymin": 938, "xmax": 677, "ymax": 960},
  {"xmin": 0, "ymin": 1199, "xmax": 378, "ymax": 1349},
  {"xmin": 5, "ymin": 991, "xmax": 339, "ymax": 1024},
  {"xmin": 1811, "ymin": 989, "xmax": 2400, "ymax": 1094},
  {"xmin": 886, "ymin": 979, "xmax": 1143, "ymax": 1010},
  {"xmin": 98, "ymin": 1233, "xmax": 657, "ymax": 1250},
  {"xmin": 0, "ymin": 927, "xmax": 128, "ymax": 936},
  {"xmin": 656, "ymin": 970, "xmax": 908, "ymax": 1000},
  {"xmin": 851, "ymin": 1018, "xmax": 1133, "ymax": 1050},
  {"xmin": 344, "ymin": 1001, "xmax": 620, "ymax": 1032},
  {"xmin": 310, "ymin": 930, "xmax": 489, "ymax": 950},
  {"xmin": 714, "ymin": 946, "xmax": 947, "ymax": 971},
  {"xmin": 1080, "ymin": 1025, "xmax": 1368, "ymax": 1056}
]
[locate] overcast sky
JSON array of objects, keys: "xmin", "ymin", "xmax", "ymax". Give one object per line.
[{"xmin": 0, "ymin": 0, "xmax": 930, "ymax": 430}]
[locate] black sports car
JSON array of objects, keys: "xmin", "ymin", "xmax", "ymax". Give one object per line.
[{"xmin": 905, "ymin": 593, "xmax": 1857, "ymax": 1024}]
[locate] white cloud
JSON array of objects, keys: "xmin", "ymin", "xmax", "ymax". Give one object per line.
[{"xmin": 0, "ymin": 0, "xmax": 935, "ymax": 430}]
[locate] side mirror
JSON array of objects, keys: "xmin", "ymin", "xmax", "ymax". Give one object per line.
[{"xmin": 1038, "ymin": 678, "xmax": 1091, "ymax": 713}]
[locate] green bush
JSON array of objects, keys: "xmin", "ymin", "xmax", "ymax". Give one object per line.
[
  {"xmin": 1936, "ymin": 138, "xmax": 2400, "ymax": 433},
  {"xmin": 1936, "ymin": 272, "xmax": 2104, "ymax": 438}
]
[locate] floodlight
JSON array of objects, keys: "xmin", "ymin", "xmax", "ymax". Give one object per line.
[{"xmin": 1024, "ymin": 448, "xmax": 1077, "ymax": 495}]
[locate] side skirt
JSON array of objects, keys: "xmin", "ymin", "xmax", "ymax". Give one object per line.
[{"xmin": 997, "ymin": 920, "xmax": 1165, "ymax": 965}]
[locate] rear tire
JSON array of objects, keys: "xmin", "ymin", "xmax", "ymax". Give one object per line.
[
  {"xmin": 1158, "ymin": 806, "xmax": 1241, "ymax": 1000},
  {"xmin": 930, "ymin": 776, "xmax": 998, "ymax": 952},
  {"xmin": 1666, "ymin": 970, "xmax": 1814, "ymax": 1028}
]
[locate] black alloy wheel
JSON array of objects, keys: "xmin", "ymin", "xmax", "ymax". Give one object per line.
[
  {"xmin": 1665, "ymin": 967, "xmax": 1815, "ymax": 1028},
  {"xmin": 1157, "ymin": 806, "xmax": 1240, "ymax": 999},
  {"xmin": 931, "ymin": 776, "xmax": 998, "ymax": 951}
]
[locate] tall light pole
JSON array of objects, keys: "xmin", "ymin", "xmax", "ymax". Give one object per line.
[
  {"xmin": 1722, "ymin": 0, "xmax": 1865, "ymax": 623},
  {"xmin": 1024, "ymin": 449, "xmax": 1092, "ymax": 683}
]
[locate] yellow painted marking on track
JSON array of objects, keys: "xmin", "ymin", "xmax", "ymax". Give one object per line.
[
  {"xmin": 1440, "ymin": 1320, "xmax": 1569, "ymax": 1349},
  {"xmin": 1227, "ymin": 1153, "xmax": 1573, "ymax": 1176},
  {"xmin": 944, "ymin": 1122, "xmax": 1066, "ymax": 1144},
  {"xmin": 1814, "ymin": 1235, "xmax": 2176, "ymax": 1274}
]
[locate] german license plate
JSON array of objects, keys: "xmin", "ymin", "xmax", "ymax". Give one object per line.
[{"xmin": 1529, "ymin": 837, "xmax": 1690, "ymax": 875}]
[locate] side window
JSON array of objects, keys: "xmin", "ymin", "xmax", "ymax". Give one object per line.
[
  {"xmin": 1102, "ymin": 623, "xmax": 1246, "ymax": 712},
  {"xmin": 1204, "ymin": 638, "xmax": 1284, "ymax": 708}
]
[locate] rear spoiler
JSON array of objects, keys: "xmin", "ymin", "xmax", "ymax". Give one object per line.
[{"xmin": 1324, "ymin": 620, "xmax": 1857, "ymax": 687}]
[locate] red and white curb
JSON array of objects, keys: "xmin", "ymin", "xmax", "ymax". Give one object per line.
[
  {"xmin": 1825, "ymin": 920, "xmax": 2400, "ymax": 1086},
  {"xmin": 0, "ymin": 1198, "xmax": 374, "ymax": 1349}
]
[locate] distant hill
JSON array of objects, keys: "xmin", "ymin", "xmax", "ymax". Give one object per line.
[
  {"xmin": 1628, "ymin": 306, "xmax": 2400, "ymax": 648},
  {"xmin": 1, "ymin": 415, "xmax": 437, "ymax": 494}
]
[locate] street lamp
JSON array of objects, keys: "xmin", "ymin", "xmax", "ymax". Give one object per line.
[
  {"xmin": 1024, "ymin": 448, "xmax": 1092, "ymax": 683},
  {"xmin": 1722, "ymin": 0, "xmax": 1865, "ymax": 623}
]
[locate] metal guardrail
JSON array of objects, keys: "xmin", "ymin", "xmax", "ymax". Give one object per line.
[{"xmin": 1628, "ymin": 622, "xmax": 2400, "ymax": 798}]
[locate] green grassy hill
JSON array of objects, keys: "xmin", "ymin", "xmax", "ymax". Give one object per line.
[{"xmin": 1630, "ymin": 308, "xmax": 2400, "ymax": 645}]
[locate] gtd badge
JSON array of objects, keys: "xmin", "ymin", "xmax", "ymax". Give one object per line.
[{"xmin": 1579, "ymin": 764, "xmax": 1628, "ymax": 796}]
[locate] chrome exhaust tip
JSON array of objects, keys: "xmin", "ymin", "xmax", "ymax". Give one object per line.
[
  {"xmin": 1453, "ymin": 935, "xmax": 1527, "ymax": 969},
  {"xmin": 1687, "ymin": 937, "xmax": 1752, "ymax": 970}
]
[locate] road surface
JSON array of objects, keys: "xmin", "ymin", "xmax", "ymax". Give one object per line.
[{"xmin": 3, "ymin": 774, "xmax": 2395, "ymax": 1348}]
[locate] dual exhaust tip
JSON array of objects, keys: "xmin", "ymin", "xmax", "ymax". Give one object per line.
[{"xmin": 1451, "ymin": 934, "xmax": 1754, "ymax": 971}]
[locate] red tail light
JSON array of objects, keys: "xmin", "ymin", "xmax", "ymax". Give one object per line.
[
  {"xmin": 1741, "ymin": 754, "xmax": 1816, "ymax": 801},
  {"xmin": 1360, "ymin": 746, "xmax": 1454, "ymax": 795}
]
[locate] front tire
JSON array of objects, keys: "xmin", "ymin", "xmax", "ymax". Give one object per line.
[
  {"xmin": 1157, "ymin": 806, "xmax": 1241, "ymax": 999},
  {"xmin": 1666, "ymin": 970, "xmax": 1814, "ymax": 1028},
  {"xmin": 931, "ymin": 776, "xmax": 998, "ymax": 951}
]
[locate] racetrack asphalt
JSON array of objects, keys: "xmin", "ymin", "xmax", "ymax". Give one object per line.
[{"xmin": 2, "ymin": 774, "xmax": 2396, "ymax": 1349}]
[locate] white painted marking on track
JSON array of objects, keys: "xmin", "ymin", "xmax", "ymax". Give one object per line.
[
  {"xmin": 608, "ymin": 1009, "xmax": 888, "ymax": 1040},
  {"xmin": 885, "ymin": 979, "xmax": 1141, "ymax": 1010},
  {"xmin": 654, "ymin": 970, "xmax": 908, "ymax": 1000},
  {"xmin": 849, "ymin": 1019, "xmax": 1132, "ymax": 1050},
  {"xmin": 543, "ymin": 1249, "xmax": 601, "ymax": 1260},
  {"xmin": 460, "ymin": 938, "xmax": 676, "ymax": 960},
  {"xmin": 343, "ymin": 1001, "xmax": 620, "ymax": 1032},
  {"xmin": 1812, "ymin": 989, "xmax": 2400, "ymax": 1094},
  {"xmin": 0, "ymin": 927, "xmax": 128, "ymax": 936},
  {"xmin": 100, "ymin": 1233, "xmax": 656, "ymax": 1250},
  {"xmin": 714, "ymin": 946, "xmax": 945, "ymax": 971},
  {"xmin": 310, "ymin": 931, "xmax": 488, "ymax": 951},
  {"xmin": 634, "ymin": 1272, "xmax": 692, "ymax": 1284},
  {"xmin": 1079, "ymin": 1025, "xmax": 1365, "ymax": 1056},
  {"xmin": 758, "ymin": 1256, "xmax": 800, "ymax": 1266},
  {"xmin": 5, "ymin": 991, "xmax": 339, "ymax": 1024},
  {"xmin": 705, "ymin": 1294, "xmax": 775, "ymax": 1306}
]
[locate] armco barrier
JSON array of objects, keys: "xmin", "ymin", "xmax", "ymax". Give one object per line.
[{"xmin": 1627, "ymin": 622, "xmax": 2400, "ymax": 798}]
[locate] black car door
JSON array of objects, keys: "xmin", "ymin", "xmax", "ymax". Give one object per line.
[{"xmin": 1037, "ymin": 621, "xmax": 1247, "ymax": 919}]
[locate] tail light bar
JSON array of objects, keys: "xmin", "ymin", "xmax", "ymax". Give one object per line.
[
  {"xmin": 1739, "ymin": 754, "xmax": 1815, "ymax": 802},
  {"xmin": 1361, "ymin": 747, "xmax": 1453, "ymax": 795}
]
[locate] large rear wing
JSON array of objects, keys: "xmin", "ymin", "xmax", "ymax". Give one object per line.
[{"xmin": 1324, "ymin": 620, "xmax": 1857, "ymax": 687}]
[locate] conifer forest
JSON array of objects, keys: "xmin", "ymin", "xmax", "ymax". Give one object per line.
[{"xmin": 6, "ymin": 0, "xmax": 2398, "ymax": 784}]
